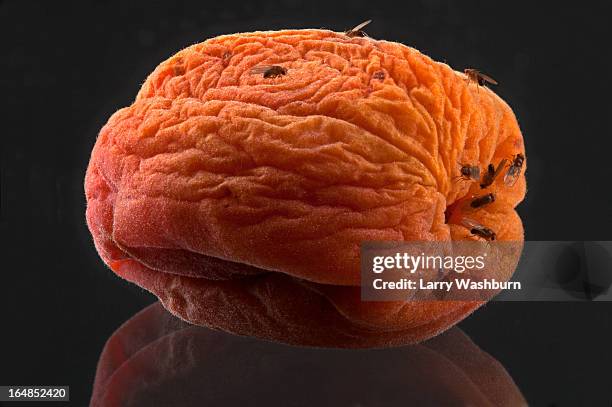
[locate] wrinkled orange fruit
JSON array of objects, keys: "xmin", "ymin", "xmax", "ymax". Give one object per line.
[{"xmin": 85, "ymin": 29, "xmax": 526, "ymax": 345}]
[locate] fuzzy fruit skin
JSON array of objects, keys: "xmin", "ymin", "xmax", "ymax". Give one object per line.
[{"xmin": 85, "ymin": 29, "xmax": 526, "ymax": 345}]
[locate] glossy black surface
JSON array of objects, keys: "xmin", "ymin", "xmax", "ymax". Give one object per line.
[{"xmin": 2, "ymin": 0, "xmax": 611, "ymax": 405}]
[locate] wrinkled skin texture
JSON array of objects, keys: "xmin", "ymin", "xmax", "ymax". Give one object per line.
[
  {"xmin": 90, "ymin": 303, "xmax": 526, "ymax": 407},
  {"xmin": 110, "ymin": 256, "xmax": 484, "ymax": 347},
  {"xmin": 85, "ymin": 29, "xmax": 526, "ymax": 345}
]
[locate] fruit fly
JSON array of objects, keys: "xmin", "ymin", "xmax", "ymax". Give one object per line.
[
  {"xmin": 462, "ymin": 218, "xmax": 497, "ymax": 241},
  {"xmin": 464, "ymin": 68, "xmax": 498, "ymax": 90},
  {"xmin": 455, "ymin": 163, "xmax": 481, "ymax": 183},
  {"xmin": 250, "ymin": 65, "xmax": 288, "ymax": 78},
  {"xmin": 345, "ymin": 20, "xmax": 372, "ymax": 38},
  {"xmin": 470, "ymin": 193, "xmax": 495, "ymax": 208},
  {"xmin": 480, "ymin": 158, "xmax": 508, "ymax": 189},
  {"xmin": 222, "ymin": 51, "xmax": 232, "ymax": 67},
  {"xmin": 372, "ymin": 70, "xmax": 386, "ymax": 80},
  {"xmin": 504, "ymin": 153, "xmax": 525, "ymax": 186}
]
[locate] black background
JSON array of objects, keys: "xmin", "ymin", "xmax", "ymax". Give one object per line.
[{"xmin": 2, "ymin": 0, "xmax": 612, "ymax": 405}]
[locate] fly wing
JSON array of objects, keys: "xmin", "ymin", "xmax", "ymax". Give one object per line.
[
  {"xmin": 471, "ymin": 166, "xmax": 481, "ymax": 180},
  {"xmin": 504, "ymin": 167, "xmax": 520, "ymax": 186},
  {"xmin": 493, "ymin": 158, "xmax": 509, "ymax": 178},
  {"xmin": 461, "ymin": 217, "xmax": 483, "ymax": 230},
  {"xmin": 350, "ymin": 19, "xmax": 372, "ymax": 33},
  {"xmin": 250, "ymin": 65, "xmax": 272, "ymax": 74},
  {"xmin": 479, "ymin": 72, "xmax": 498, "ymax": 85}
]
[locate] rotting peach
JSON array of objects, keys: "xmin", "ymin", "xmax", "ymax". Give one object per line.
[{"xmin": 85, "ymin": 29, "xmax": 526, "ymax": 345}]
